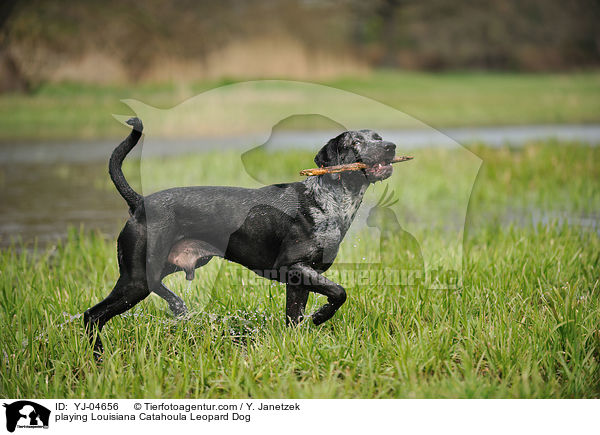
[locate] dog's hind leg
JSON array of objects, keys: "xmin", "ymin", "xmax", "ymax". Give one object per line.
[
  {"xmin": 152, "ymin": 239, "xmax": 219, "ymax": 317},
  {"xmin": 155, "ymin": 253, "xmax": 216, "ymax": 317},
  {"xmin": 153, "ymin": 278, "xmax": 188, "ymax": 318},
  {"xmin": 83, "ymin": 276, "xmax": 150, "ymax": 360},
  {"xmin": 146, "ymin": 260, "xmax": 187, "ymax": 317}
]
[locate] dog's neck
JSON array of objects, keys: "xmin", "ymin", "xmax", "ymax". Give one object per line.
[{"xmin": 303, "ymin": 173, "xmax": 369, "ymax": 234}]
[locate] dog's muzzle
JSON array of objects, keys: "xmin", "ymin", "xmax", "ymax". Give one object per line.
[
  {"xmin": 364, "ymin": 162, "xmax": 394, "ymax": 182},
  {"xmin": 363, "ymin": 141, "xmax": 396, "ymax": 182}
]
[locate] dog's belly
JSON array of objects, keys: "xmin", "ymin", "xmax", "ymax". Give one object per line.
[{"xmin": 166, "ymin": 206, "xmax": 294, "ymax": 279}]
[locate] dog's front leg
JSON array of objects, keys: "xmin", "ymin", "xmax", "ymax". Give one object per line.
[
  {"xmin": 285, "ymin": 284, "xmax": 309, "ymax": 326},
  {"xmin": 287, "ymin": 265, "xmax": 347, "ymax": 325}
]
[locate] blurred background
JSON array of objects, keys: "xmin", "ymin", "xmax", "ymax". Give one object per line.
[
  {"xmin": 2, "ymin": 0, "xmax": 600, "ymax": 88},
  {"xmin": 0, "ymin": 0, "xmax": 599, "ymax": 246}
]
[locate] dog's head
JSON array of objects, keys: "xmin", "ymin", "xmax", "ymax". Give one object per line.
[{"xmin": 314, "ymin": 130, "xmax": 396, "ymax": 183}]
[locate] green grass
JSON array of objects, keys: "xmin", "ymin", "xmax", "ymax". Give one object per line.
[
  {"xmin": 1, "ymin": 71, "xmax": 599, "ymax": 141},
  {"xmin": 1, "ymin": 141, "xmax": 599, "ymax": 398}
]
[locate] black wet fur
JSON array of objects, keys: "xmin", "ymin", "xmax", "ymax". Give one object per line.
[{"xmin": 84, "ymin": 118, "xmax": 396, "ymax": 359}]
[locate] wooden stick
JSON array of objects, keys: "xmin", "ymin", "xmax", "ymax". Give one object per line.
[{"xmin": 299, "ymin": 155, "xmax": 413, "ymax": 176}]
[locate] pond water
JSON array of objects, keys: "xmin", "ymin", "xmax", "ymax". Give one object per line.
[{"xmin": 1, "ymin": 125, "xmax": 598, "ymax": 248}]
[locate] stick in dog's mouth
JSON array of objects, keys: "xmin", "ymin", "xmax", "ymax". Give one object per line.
[{"xmin": 299, "ymin": 155, "xmax": 414, "ymax": 176}]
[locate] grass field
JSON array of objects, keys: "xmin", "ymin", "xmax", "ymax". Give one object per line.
[
  {"xmin": 1, "ymin": 71, "xmax": 600, "ymax": 141},
  {"xmin": 1, "ymin": 141, "xmax": 599, "ymax": 398}
]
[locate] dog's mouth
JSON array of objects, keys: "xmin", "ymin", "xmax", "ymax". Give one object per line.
[{"xmin": 364, "ymin": 160, "xmax": 393, "ymax": 181}]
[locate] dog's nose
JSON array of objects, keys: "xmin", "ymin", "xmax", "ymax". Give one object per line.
[{"xmin": 383, "ymin": 142, "xmax": 396, "ymax": 152}]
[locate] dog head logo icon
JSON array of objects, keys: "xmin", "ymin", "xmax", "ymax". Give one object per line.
[{"xmin": 3, "ymin": 401, "xmax": 50, "ymax": 432}]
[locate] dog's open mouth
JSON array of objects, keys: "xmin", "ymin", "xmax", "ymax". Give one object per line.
[{"xmin": 364, "ymin": 161, "xmax": 394, "ymax": 181}]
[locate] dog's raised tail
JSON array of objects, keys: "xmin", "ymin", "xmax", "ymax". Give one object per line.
[{"xmin": 109, "ymin": 117, "xmax": 143, "ymax": 213}]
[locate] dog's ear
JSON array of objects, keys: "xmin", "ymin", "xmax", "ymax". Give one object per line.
[
  {"xmin": 314, "ymin": 144, "xmax": 330, "ymax": 167},
  {"xmin": 315, "ymin": 132, "xmax": 348, "ymax": 167}
]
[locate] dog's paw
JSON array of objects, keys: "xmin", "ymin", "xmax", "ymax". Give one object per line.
[{"xmin": 170, "ymin": 302, "xmax": 189, "ymax": 319}]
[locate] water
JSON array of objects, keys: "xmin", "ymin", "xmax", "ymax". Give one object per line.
[
  {"xmin": 0, "ymin": 161, "xmax": 128, "ymax": 247},
  {"xmin": 1, "ymin": 124, "xmax": 598, "ymax": 248},
  {"xmin": 2, "ymin": 124, "xmax": 599, "ymax": 164},
  {"xmin": 21, "ymin": 307, "xmax": 276, "ymax": 348},
  {"xmin": 22, "ymin": 312, "xmax": 83, "ymax": 347}
]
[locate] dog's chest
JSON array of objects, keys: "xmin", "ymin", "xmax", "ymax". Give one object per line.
[{"xmin": 306, "ymin": 180, "xmax": 366, "ymax": 244}]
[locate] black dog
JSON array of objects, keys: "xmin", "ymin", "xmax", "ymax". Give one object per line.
[{"xmin": 84, "ymin": 118, "xmax": 396, "ymax": 357}]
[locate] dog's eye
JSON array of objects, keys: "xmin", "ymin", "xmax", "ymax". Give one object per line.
[{"xmin": 353, "ymin": 141, "xmax": 361, "ymax": 147}]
